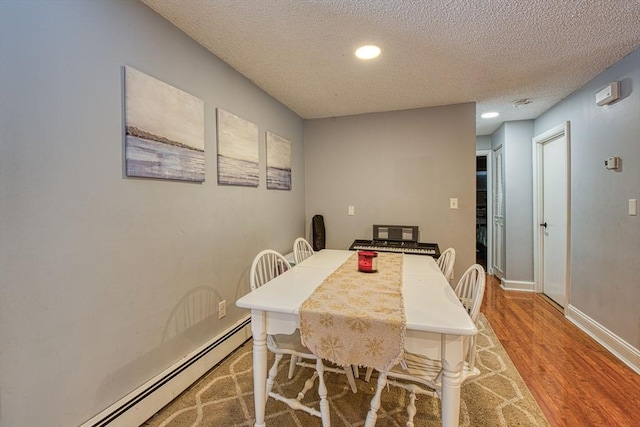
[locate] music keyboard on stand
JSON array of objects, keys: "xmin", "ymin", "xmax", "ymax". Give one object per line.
[{"xmin": 349, "ymin": 239, "xmax": 440, "ymax": 257}]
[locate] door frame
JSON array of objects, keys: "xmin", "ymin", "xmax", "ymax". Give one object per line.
[
  {"xmin": 532, "ymin": 121, "xmax": 571, "ymax": 312},
  {"xmin": 476, "ymin": 150, "xmax": 493, "ymax": 275}
]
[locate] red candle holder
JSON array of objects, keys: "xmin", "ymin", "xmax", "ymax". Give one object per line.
[{"xmin": 358, "ymin": 251, "xmax": 378, "ymax": 273}]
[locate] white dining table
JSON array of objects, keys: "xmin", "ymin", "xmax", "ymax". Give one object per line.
[{"xmin": 236, "ymin": 249, "xmax": 477, "ymax": 427}]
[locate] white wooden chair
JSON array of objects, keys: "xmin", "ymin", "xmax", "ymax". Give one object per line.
[
  {"xmin": 436, "ymin": 247, "xmax": 456, "ymax": 285},
  {"xmin": 362, "ymin": 248, "xmax": 456, "ymax": 383},
  {"xmin": 293, "ymin": 237, "xmax": 314, "ymax": 264},
  {"xmin": 249, "ymin": 249, "xmax": 357, "ymax": 426},
  {"xmin": 367, "ymin": 264, "xmax": 486, "ymax": 427}
]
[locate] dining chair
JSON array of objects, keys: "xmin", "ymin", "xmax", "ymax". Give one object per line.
[
  {"xmin": 436, "ymin": 247, "xmax": 456, "ymax": 285},
  {"xmin": 363, "ymin": 248, "xmax": 456, "ymax": 383},
  {"xmin": 249, "ymin": 249, "xmax": 357, "ymax": 425},
  {"xmin": 366, "ymin": 264, "xmax": 486, "ymax": 427},
  {"xmin": 293, "ymin": 237, "xmax": 315, "ymax": 264}
]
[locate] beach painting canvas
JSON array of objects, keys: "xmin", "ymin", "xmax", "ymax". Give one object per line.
[
  {"xmin": 216, "ymin": 109, "xmax": 259, "ymax": 187},
  {"xmin": 266, "ymin": 131, "xmax": 292, "ymax": 190},
  {"xmin": 124, "ymin": 66, "xmax": 205, "ymax": 182}
]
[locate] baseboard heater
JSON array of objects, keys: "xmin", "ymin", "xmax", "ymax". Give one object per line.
[{"xmin": 81, "ymin": 316, "xmax": 251, "ymax": 427}]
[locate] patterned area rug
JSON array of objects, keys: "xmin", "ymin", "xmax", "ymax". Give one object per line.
[{"xmin": 143, "ymin": 314, "xmax": 548, "ymax": 426}]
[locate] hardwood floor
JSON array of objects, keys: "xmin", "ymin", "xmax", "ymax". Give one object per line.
[{"xmin": 481, "ymin": 274, "xmax": 640, "ymax": 427}]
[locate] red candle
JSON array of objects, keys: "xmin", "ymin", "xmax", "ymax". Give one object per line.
[{"xmin": 358, "ymin": 251, "xmax": 378, "ymax": 273}]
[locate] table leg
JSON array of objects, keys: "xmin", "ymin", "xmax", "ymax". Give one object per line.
[
  {"xmin": 252, "ymin": 310, "xmax": 267, "ymax": 427},
  {"xmin": 440, "ymin": 335, "xmax": 465, "ymax": 427}
]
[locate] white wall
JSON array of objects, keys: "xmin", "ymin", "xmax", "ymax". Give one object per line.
[
  {"xmin": 304, "ymin": 104, "xmax": 477, "ymax": 281},
  {"xmin": 0, "ymin": 2, "xmax": 305, "ymax": 426},
  {"xmin": 534, "ymin": 48, "xmax": 640, "ymax": 351}
]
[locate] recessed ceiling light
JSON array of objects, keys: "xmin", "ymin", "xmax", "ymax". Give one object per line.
[
  {"xmin": 481, "ymin": 112, "xmax": 500, "ymax": 119},
  {"xmin": 355, "ymin": 45, "xmax": 381, "ymax": 60}
]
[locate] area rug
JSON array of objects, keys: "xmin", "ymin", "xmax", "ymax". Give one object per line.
[{"xmin": 143, "ymin": 314, "xmax": 549, "ymax": 426}]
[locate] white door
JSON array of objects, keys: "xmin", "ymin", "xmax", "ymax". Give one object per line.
[
  {"xmin": 492, "ymin": 146, "xmax": 505, "ymax": 278},
  {"xmin": 534, "ymin": 123, "xmax": 570, "ymax": 308}
]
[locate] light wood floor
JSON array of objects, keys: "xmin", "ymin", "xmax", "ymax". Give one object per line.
[{"xmin": 481, "ymin": 274, "xmax": 640, "ymax": 426}]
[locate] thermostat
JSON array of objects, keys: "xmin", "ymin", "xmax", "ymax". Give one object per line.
[{"xmin": 596, "ymin": 82, "xmax": 620, "ymax": 106}]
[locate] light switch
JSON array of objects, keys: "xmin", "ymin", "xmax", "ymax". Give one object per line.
[
  {"xmin": 348, "ymin": 205, "xmax": 355, "ymax": 216},
  {"xmin": 630, "ymin": 199, "xmax": 637, "ymax": 216},
  {"xmin": 450, "ymin": 198, "xmax": 458, "ymax": 209}
]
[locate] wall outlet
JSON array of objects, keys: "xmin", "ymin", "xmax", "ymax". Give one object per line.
[
  {"xmin": 348, "ymin": 205, "xmax": 355, "ymax": 216},
  {"xmin": 605, "ymin": 156, "xmax": 620, "ymax": 170},
  {"xmin": 450, "ymin": 198, "xmax": 458, "ymax": 209},
  {"xmin": 218, "ymin": 300, "xmax": 226, "ymax": 319}
]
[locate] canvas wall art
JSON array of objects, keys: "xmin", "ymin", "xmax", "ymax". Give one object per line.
[
  {"xmin": 266, "ymin": 131, "xmax": 292, "ymax": 190},
  {"xmin": 124, "ymin": 66, "xmax": 205, "ymax": 182},
  {"xmin": 216, "ymin": 109, "xmax": 259, "ymax": 187}
]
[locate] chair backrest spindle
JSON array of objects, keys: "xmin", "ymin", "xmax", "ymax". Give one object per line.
[
  {"xmin": 293, "ymin": 237, "xmax": 315, "ymax": 264},
  {"xmin": 454, "ymin": 264, "xmax": 485, "ymax": 322},
  {"xmin": 250, "ymin": 250, "xmax": 292, "ymax": 291},
  {"xmin": 436, "ymin": 248, "xmax": 456, "ymax": 284},
  {"xmin": 453, "ymin": 264, "xmax": 486, "ymax": 370}
]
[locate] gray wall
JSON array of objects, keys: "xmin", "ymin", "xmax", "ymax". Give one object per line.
[
  {"xmin": 304, "ymin": 104, "xmax": 477, "ymax": 281},
  {"xmin": 476, "ymin": 135, "xmax": 492, "ymax": 151},
  {"xmin": 504, "ymin": 121, "xmax": 535, "ymax": 282},
  {"xmin": 535, "ymin": 48, "xmax": 640, "ymax": 349},
  {"xmin": 0, "ymin": 2, "xmax": 304, "ymax": 426},
  {"xmin": 489, "ymin": 121, "xmax": 534, "ymax": 282}
]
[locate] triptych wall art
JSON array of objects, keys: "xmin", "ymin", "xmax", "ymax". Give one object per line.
[
  {"xmin": 266, "ymin": 131, "xmax": 292, "ymax": 190},
  {"xmin": 123, "ymin": 66, "xmax": 291, "ymax": 190},
  {"xmin": 124, "ymin": 66, "xmax": 205, "ymax": 182},
  {"xmin": 216, "ymin": 108, "xmax": 259, "ymax": 187}
]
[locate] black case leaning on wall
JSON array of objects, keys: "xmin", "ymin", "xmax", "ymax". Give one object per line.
[{"xmin": 311, "ymin": 214, "xmax": 326, "ymax": 251}]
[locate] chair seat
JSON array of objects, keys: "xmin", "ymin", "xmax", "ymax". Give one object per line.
[
  {"xmin": 268, "ymin": 330, "xmax": 315, "ymax": 357},
  {"xmin": 388, "ymin": 351, "xmax": 442, "ymax": 384},
  {"xmin": 387, "ymin": 350, "xmax": 481, "ymax": 394},
  {"xmin": 269, "ymin": 330, "xmax": 358, "ymax": 393}
]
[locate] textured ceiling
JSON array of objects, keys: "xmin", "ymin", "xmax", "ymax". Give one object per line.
[{"xmin": 140, "ymin": 0, "xmax": 640, "ymax": 135}]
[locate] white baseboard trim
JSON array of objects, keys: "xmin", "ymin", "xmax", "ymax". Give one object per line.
[
  {"xmin": 566, "ymin": 305, "xmax": 640, "ymax": 375},
  {"xmin": 80, "ymin": 315, "xmax": 252, "ymax": 427},
  {"xmin": 500, "ymin": 279, "xmax": 535, "ymax": 292}
]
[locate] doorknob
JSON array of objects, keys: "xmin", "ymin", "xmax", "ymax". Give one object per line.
[{"xmin": 540, "ymin": 222, "xmax": 547, "ymax": 228}]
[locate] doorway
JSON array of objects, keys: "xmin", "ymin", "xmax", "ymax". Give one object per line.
[
  {"xmin": 476, "ymin": 151, "xmax": 492, "ymax": 271},
  {"xmin": 533, "ymin": 122, "xmax": 571, "ymax": 309}
]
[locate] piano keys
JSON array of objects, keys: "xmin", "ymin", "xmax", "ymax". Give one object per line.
[{"xmin": 349, "ymin": 239, "xmax": 440, "ymax": 257}]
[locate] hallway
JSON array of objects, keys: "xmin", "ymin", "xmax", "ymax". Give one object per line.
[{"xmin": 481, "ymin": 275, "xmax": 640, "ymax": 426}]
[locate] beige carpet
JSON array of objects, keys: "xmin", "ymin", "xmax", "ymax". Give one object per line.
[{"xmin": 143, "ymin": 314, "xmax": 549, "ymax": 426}]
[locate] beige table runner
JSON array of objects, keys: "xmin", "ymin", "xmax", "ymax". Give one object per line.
[{"xmin": 299, "ymin": 252, "xmax": 406, "ymax": 372}]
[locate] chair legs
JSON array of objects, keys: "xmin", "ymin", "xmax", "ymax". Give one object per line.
[
  {"xmin": 266, "ymin": 353, "xmax": 332, "ymax": 426},
  {"xmin": 316, "ymin": 359, "xmax": 331, "ymax": 427},
  {"xmin": 385, "ymin": 380, "xmax": 437, "ymax": 426},
  {"xmin": 266, "ymin": 353, "xmax": 282, "ymax": 396},
  {"xmin": 343, "ymin": 364, "xmax": 358, "ymax": 393},
  {"xmin": 406, "ymin": 391, "xmax": 417, "ymax": 427},
  {"xmin": 288, "ymin": 355, "xmax": 298, "ymax": 378},
  {"xmin": 296, "ymin": 359, "xmax": 358, "ymax": 393},
  {"xmin": 364, "ymin": 370, "xmax": 387, "ymax": 427},
  {"xmin": 364, "ymin": 366, "xmax": 373, "ymax": 382}
]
